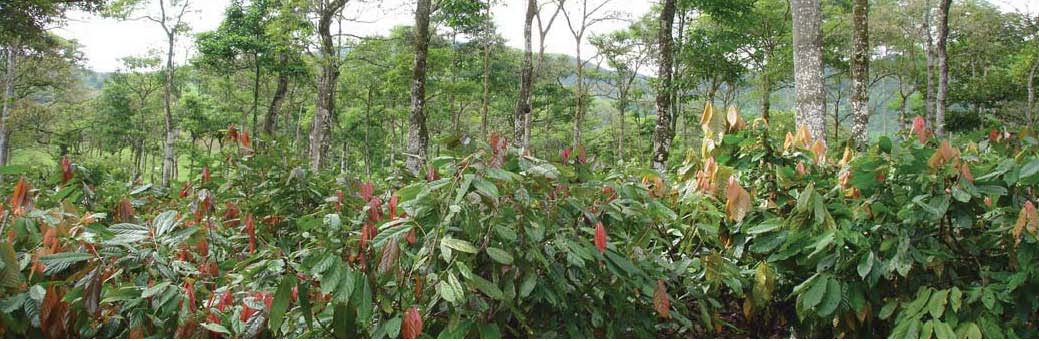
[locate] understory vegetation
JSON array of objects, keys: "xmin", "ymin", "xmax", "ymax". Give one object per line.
[{"xmin": 2, "ymin": 116, "xmax": 1038, "ymax": 338}]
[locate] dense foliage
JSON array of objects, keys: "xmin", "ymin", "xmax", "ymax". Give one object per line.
[{"xmin": 1, "ymin": 114, "xmax": 1037, "ymax": 338}]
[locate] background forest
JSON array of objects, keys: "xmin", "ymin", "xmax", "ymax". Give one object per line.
[{"xmin": 1, "ymin": 0, "xmax": 1039, "ymax": 338}]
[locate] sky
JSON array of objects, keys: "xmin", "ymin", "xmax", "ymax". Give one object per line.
[
  {"xmin": 58, "ymin": 0, "xmax": 1036, "ymax": 73},
  {"xmin": 58, "ymin": 0, "xmax": 652, "ymax": 72}
]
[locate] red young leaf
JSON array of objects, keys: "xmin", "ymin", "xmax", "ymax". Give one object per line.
[
  {"xmin": 60, "ymin": 155, "xmax": 73, "ymax": 183},
  {"xmin": 402, "ymin": 306, "xmax": 423, "ymax": 339},
  {"xmin": 654, "ymin": 279, "xmax": 670, "ymax": 319},
  {"xmin": 201, "ymin": 167, "xmax": 211, "ymax": 184},
  {"xmin": 561, "ymin": 148, "xmax": 571, "ymax": 163},
  {"xmin": 244, "ymin": 214, "xmax": 256, "ymax": 254},
  {"xmin": 594, "ymin": 222, "xmax": 607, "ymax": 253},
  {"xmin": 389, "ymin": 195, "xmax": 400, "ymax": 219},
  {"xmin": 10, "ymin": 177, "xmax": 32, "ymax": 216},
  {"xmin": 911, "ymin": 116, "xmax": 929, "ymax": 143}
]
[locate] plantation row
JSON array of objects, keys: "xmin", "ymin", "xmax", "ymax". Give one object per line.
[{"xmin": 0, "ymin": 117, "xmax": 1037, "ymax": 338}]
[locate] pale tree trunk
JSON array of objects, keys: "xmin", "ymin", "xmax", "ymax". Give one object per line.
[
  {"xmin": 309, "ymin": 0, "xmax": 348, "ymax": 172},
  {"xmin": 923, "ymin": 0, "xmax": 936, "ymax": 126},
  {"xmin": 515, "ymin": 0, "xmax": 536, "ymax": 149},
  {"xmin": 850, "ymin": 0, "xmax": 870, "ymax": 148},
  {"xmin": 760, "ymin": 71, "xmax": 771, "ymax": 122},
  {"xmin": 480, "ymin": 0, "xmax": 492, "ymax": 139},
  {"xmin": 0, "ymin": 45, "xmax": 18, "ymax": 170},
  {"xmin": 572, "ymin": 40, "xmax": 584, "ymax": 148},
  {"xmin": 651, "ymin": 0, "xmax": 675, "ymax": 172},
  {"xmin": 791, "ymin": 0, "xmax": 827, "ymax": 141},
  {"xmin": 405, "ymin": 0, "xmax": 432, "ymax": 176},
  {"xmin": 161, "ymin": 31, "xmax": 177, "ymax": 188},
  {"xmin": 934, "ymin": 0, "xmax": 951, "ymax": 136}
]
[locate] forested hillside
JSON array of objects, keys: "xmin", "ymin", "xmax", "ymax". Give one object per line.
[{"xmin": 1, "ymin": 0, "xmax": 1038, "ymax": 338}]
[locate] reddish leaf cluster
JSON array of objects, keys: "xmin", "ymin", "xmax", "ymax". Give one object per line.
[
  {"xmin": 182, "ymin": 282, "xmax": 196, "ymax": 312},
  {"xmin": 653, "ymin": 279, "xmax": 670, "ymax": 319},
  {"xmin": 912, "ymin": 116, "xmax": 931, "ymax": 144},
  {"xmin": 402, "ymin": 306, "xmax": 423, "ymax": 339},
  {"xmin": 239, "ymin": 292, "xmax": 273, "ymax": 323},
  {"xmin": 115, "ymin": 197, "xmax": 134, "ymax": 223},
  {"xmin": 10, "ymin": 177, "xmax": 33, "ymax": 216},
  {"xmin": 201, "ymin": 167, "xmax": 211, "ymax": 184},
  {"xmin": 594, "ymin": 222, "xmax": 607, "ymax": 253},
  {"xmin": 179, "ymin": 180, "xmax": 193, "ymax": 199},
  {"xmin": 489, "ymin": 133, "xmax": 508, "ymax": 168},
  {"xmin": 60, "ymin": 155, "xmax": 73, "ymax": 183},
  {"xmin": 244, "ymin": 214, "xmax": 256, "ymax": 254}
]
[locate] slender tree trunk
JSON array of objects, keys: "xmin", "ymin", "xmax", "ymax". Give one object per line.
[
  {"xmin": 515, "ymin": 0, "xmax": 536, "ymax": 149},
  {"xmin": 760, "ymin": 71, "xmax": 772, "ymax": 122},
  {"xmin": 264, "ymin": 54, "xmax": 290, "ymax": 136},
  {"xmin": 1027, "ymin": 59, "xmax": 1037, "ymax": 128},
  {"xmin": 161, "ymin": 32, "xmax": 177, "ymax": 187},
  {"xmin": 480, "ymin": 0, "xmax": 492, "ymax": 139},
  {"xmin": 934, "ymin": 0, "xmax": 951, "ymax": 136},
  {"xmin": 0, "ymin": 45, "xmax": 18, "ymax": 171},
  {"xmin": 572, "ymin": 38, "xmax": 584, "ymax": 148},
  {"xmin": 405, "ymin": 0, "xmax": 432, "ymax": 176},
  {"xmin": 791, "ymin": 0, "xmax": 827, "ymax": 141},
  {"xmin": 251, "ymin": 55, "xmax": 261, "ymax": 133},
  {"xmin": 309, "ymin": 0, "xmax": 348, "ymax": 172},
  {"xmin": 850, "ymin": 0, "xmax": 870, "ymax": 148},
  {"xmin": 651, "ymin": 0, "xmax": 676, "ymax": 172},
  {"xmin": 923, "ymin": 0, "xmax": 936, "ymax": 126}
]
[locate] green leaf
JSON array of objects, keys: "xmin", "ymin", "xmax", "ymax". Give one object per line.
[
  {"xmin": 384, "ymin": 317, "xmax": 402, "ymax": 338},
  {"xmin": 371, "ymin": 219, "xmax": 412, "ymax": 249},
  {"xmin": 0, "ymin": 242, "xmax": 25, "ymax": 288},
  {"xmin": 485, "ymin": 247, "xmax": 513, "ymax": 265},
  {"xmin": 438, "ymin": 280, "xmax": 458, "ymax": 304},
  {"xmin": 949, "ymin": 287, "xmax": 962, "ymax": 312},
  {"xmin": 927, "ymin": 289, "xmax": 948, "ymax": 319},
  {"xmin": 1020, "ymin": 159, "xmax": 1039, "ymax": 178},
  {"xmin": 801, "ymin": 275, "xmax": 828, "ymax": 310},
  {"xmin": 142, "ymin": 281, "xmax": 170, "ymax": 298},
  {"xmin": 152, "ymin": 210, "xmax": 180, "ymax": 237},
  {"xmin": 202, "ymin": 323, "xmax": 231, "ymax": 335},
  {"xmin": 441, "ymin": 237, "xmax": 478, "ymax": 253},
  {"xmin": 816, "ymin": 278, "xmax": 842, "ymax": 317},
  {"xmin": 467, "ymin": 274, "xmax": 503, "ymax": 300},
  {"xmin": 268, "ymin": 275, "xmax": 297, "ymax": 333},
  {"xmin": 933, "ymin": 321, "xmax": 956, "ymax": 339},
  {"xmin": 879, "ymin": 300, "xmax": 898, "ymax": 320},
  {"xmin": 333, "ymin": 303, "xmax": 358, "ymax": 338},
  {"xmin": 957, "ymin": 322, "xmax": 982, "ymax": 339},
  {"xmin": 299, "ymin": 281, "xmax": 313, "ymax": 329},
  {"xmin": 857, "ymin": 251, "xmax": 874, "ymax": 279},
  {"xmin": 746, "ymin": 219, "xmax": 782, "ymax": 235},
  {"xmin": 39, "ymin": 252, "xmax": 92, "ymax": 275}
]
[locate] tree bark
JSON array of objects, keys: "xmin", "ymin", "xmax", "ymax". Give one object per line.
[
  {"xmin": 515, "ymin": 0, "xmax": 536, "ymax": 149},
  {"xmin": 0, "ymin": 45, "xmax": 18, "ymax": 170},
  {"xmin": 850, "ymin": 0, "xmax": 870, "ymax": 148},
  {"xmin": 934, "ymin": 0, "xmax": 951, "ymax": 136},
  {"xmin": 572, "ymin": 38, "xmax": 584, "ymax": 148},
  {"xmin": 650, "ymin": 0, "xmax": 675, "ymax": 172},
  {"xmin": 791, "ymin": 0, "xmax": 827, "ymax": 141},
  {"xmin": 480, "ymin": 0, "xmax": 492, "ymax": 139},
  {"xmin": 161, "ymin": 30, "xmax": 177, "ymax": 188},
  {"xmin": 309, "ymin": 0, "xmax": 348, "ymax": 172},
  {"xmin": 1027, "ymin": 57, "xmax": 1037, "ymax": 127},
  {"xmin": 405, "ymin": 0, "xmax": 432, "ymax": 176},
  {"xmin": 923, "ymin": 0, "xmax": 936, "ymax": 127},
  {"xmin": 264, "ymin": 53, "xmax": 290, "ymax": 136}
]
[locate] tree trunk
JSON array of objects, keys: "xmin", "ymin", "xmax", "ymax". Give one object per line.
[
  {"xmin": 850, "ymin": 0, "xmax": 870, "ymax": 148},
  {"xmin": 923, "ymin": 0, "xmax": 936, "ymax": 127},
  {"xmin": 760, "ymin": 71, "xmax": 772, "ymax": 122},
  {"xmin": 791, "ymin": 0, "xmax": 827, "ymax": 141},
  {"xmin": 650, "ymin": 0, "xmax": 675, "ymax": 172},
  {"xmin": 1027, "ymin": 58, "xmax": 1037, "ymax": 127},
  {"xmin": 309, "ymin": 0, "xmax": 347, "ymax": 172},
  {"xmin": 934, "ymin": 0, "xmax": 950, "ymax": 136},
  {"xmin": 515, "ymin": 0, "xmax": 536, "ymax": 149},
  {"xmin": 572, "ymin": 38, "xmax": 584, "ymax": 148},
  {"xmin": 480, "ymin": 0, "xmax": 492, "ymax": 139},
  {"xmin": 251, "ymin": 55, "xmax": 261, "ymax": 133},
  {"xmin": 264, "ymin": 54, "xmax": 290, "ymax": 136},
  {"xmin": 161, "ymin": 32, "xmax": 177, "ymax": 187},
  {"xmin": 0, "ymin": 45, "xmax": 18, "ymax": 171},
  {"xmin": 405, "ymin": 0, "xmax": 432, "ymax": 176}
]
